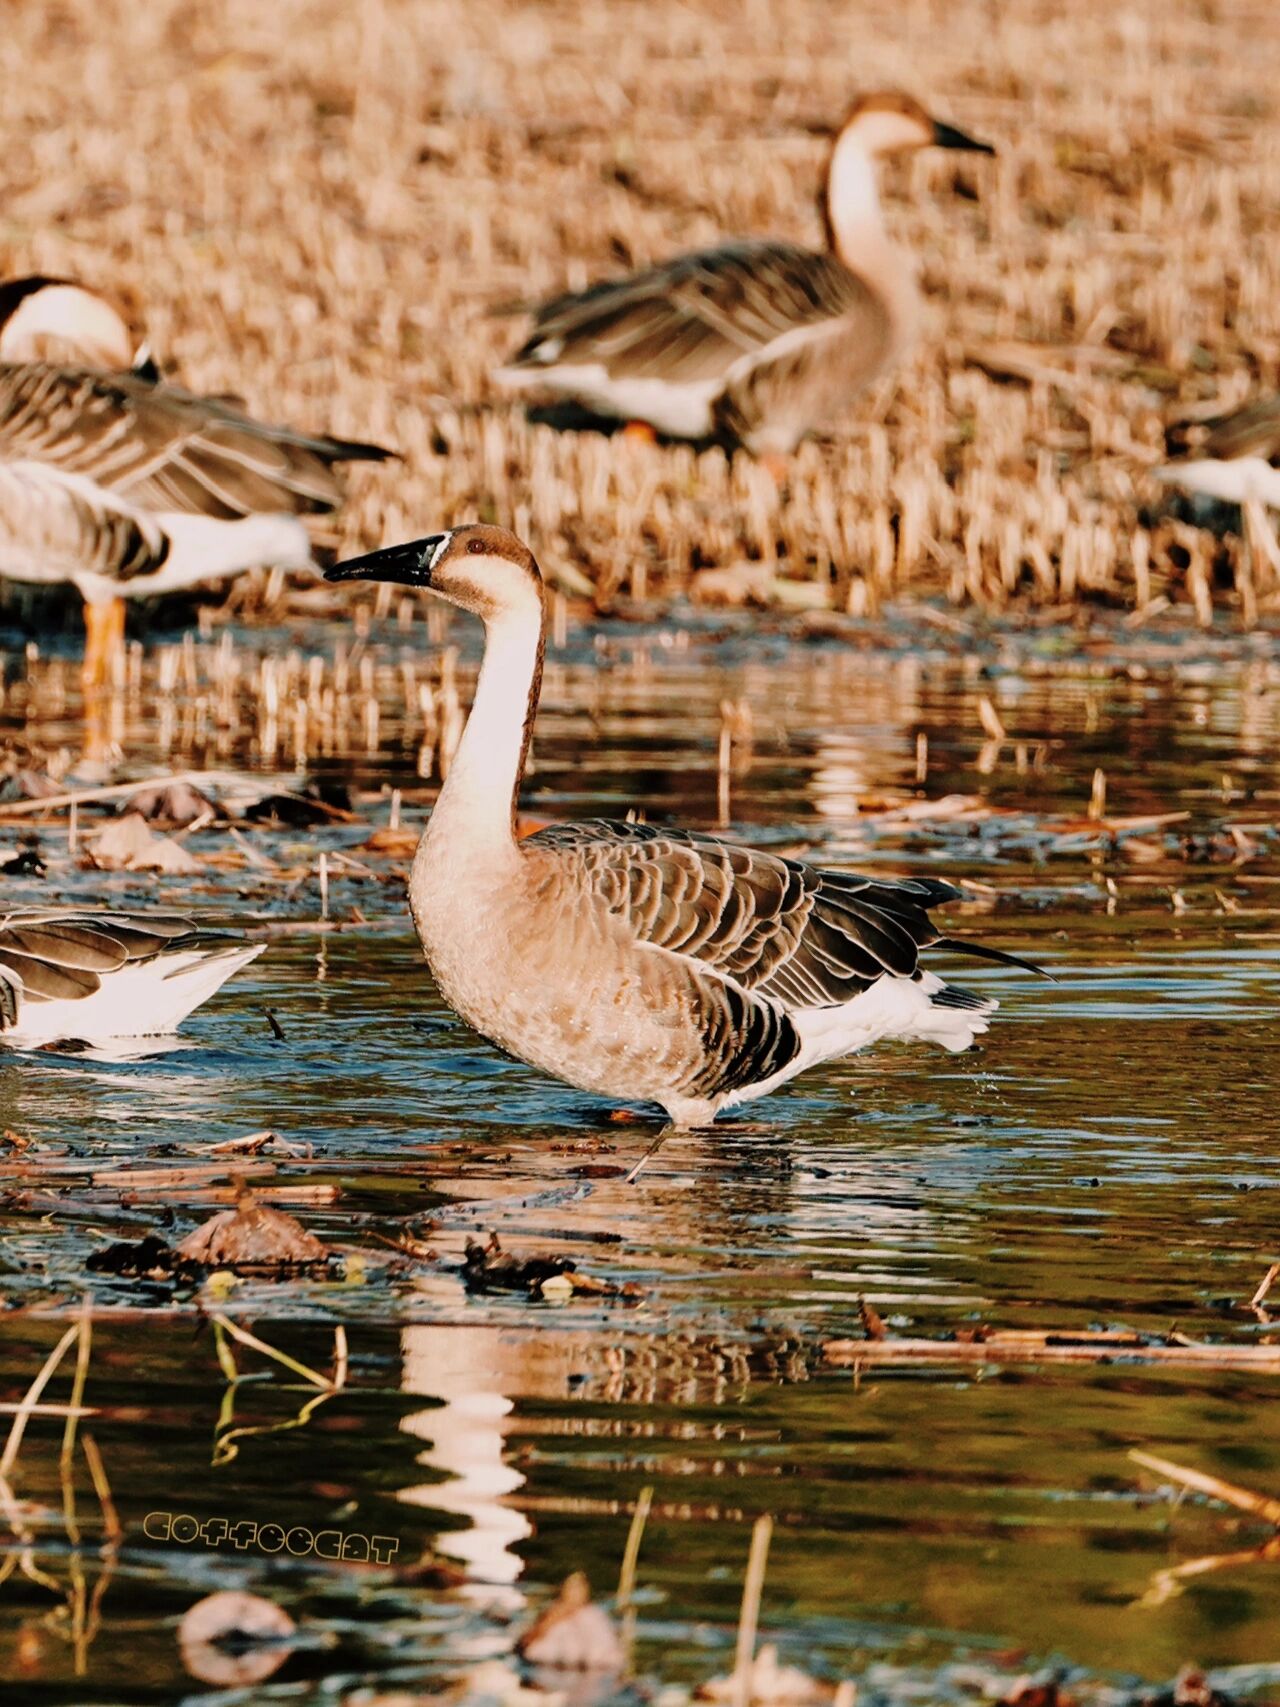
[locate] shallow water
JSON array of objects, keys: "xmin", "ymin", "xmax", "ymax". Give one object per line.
[{"xmin": 1, "ymin": 611, "xmax": 1279, "ymax": 1701}]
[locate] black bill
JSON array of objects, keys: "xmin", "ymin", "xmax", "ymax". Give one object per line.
[
  {"xmin": 324, "ymin": 531, "xmax": 452, "ymax": 586},
  {"xmin": 932, "ymin": 119, "xmax": 996, "ymax": 155}
]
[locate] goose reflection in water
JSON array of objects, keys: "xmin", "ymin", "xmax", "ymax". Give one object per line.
[{"xmin": 398, "ymin": 1322, "xmax": 535, "ymax": 1603}]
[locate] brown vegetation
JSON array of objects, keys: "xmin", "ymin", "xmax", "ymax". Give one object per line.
[{"xmin": 3, "ymin": 0, "xmax": 1280, "ymax": 618}]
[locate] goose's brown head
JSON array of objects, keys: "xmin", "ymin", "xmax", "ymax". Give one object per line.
[
  {"xmin": 836, "ymin": 91, "xmax": 994, "ymax": 158},
  {"xmin": 326, "ymin": 523, "xmax": 544, "ymax": 621}
]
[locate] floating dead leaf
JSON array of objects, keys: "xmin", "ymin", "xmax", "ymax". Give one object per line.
[
  {"xmin": 243, "ymin": 783, "xmax": 355, "ymax": 825},
  {"xmin": 518, "ymin": 1572, "xmax": 624, "ymax": 1672},
  {"xmin": 0, "ymin": 838, "xmax": 45, "ymax": 876},
  {"xmin": 178, "ymin": 1195, "xmax": 335, "ymax": 1273},
  {"xmin": 87, "ymin": 1233, "xmax": 204, "ymax": 1284},
  {"xmin": 462, "ymin": 1233, "xmax": 642, "ymax": 1302},
  {"xmin": 1003, "ymin": 1678, "xmax": 1072, "ymax": 1707},
  {"xmin": 90, "ymin": 812, "xmax": 202, "ymax": 874},
  {"xmin": 361, "ymin": 825, "xmax": 420, "ymax": 856},
  {"xmin": 177, "ymin": 1590, "xmax": 296, "ymax": 1687},
  {"xmin": 1167, "ymin": 1670, "xmax": 1235, "ymax": 1707},
  {"xmin": 858, "ymin": 1297, "xmax": 887, "ymax": 1340}
]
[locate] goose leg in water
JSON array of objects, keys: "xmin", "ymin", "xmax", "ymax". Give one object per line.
[{"xmin": 81, "ymin": 597, "xmax": 126, "ymax": 691}]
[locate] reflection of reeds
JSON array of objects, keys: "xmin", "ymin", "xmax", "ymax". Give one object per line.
[
  {"xmin": 211, "ymin": 1317, "xmax": 348, "ymax": 1466},
  {"xmin": 0, "ymin": 1297, "xmax": 120, "ymax": 1678},
  {"xmin": 0, "ymin": 1304, "xmax": 349, "ymax": 1678},
  {"xmin": 1130, "ymin": 1449, "xmax": 1280, "ymax": 1609}
]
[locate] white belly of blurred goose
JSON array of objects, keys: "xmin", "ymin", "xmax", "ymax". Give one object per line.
[
  {"xmin": 328, "ymin": 525, "xmax": 1043, "ymax": 1128},
  {"xmin": 497, "ymin": 92, "xmax": 994, "ymax": 456},
  {"xmin": 0, "ymin": 912, "xmax": 264, "ymax": 1045},
  {"xmin": 1160, "ymin": 395, "xmax": 1280, "ymax": 507},
  {"xmin": 1160, "ymin": 395, "xmax": 1280, "ymax": 578}
]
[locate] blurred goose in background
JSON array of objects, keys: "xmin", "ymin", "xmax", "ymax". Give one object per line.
[
  {"xmin": 328, "ymin": 524, "xmax": 1042, "ymax": 1128},
  {"xmin": 0, "ymin": 362, "xmax": 394, "ymax": 685},
  {"xmin": 497, "ymin": 92, "xmax": 994, "ymax": 460},
  {"xmin": 0, "ymin": 275, "xmax": 157, "ymax": 377},
  {"xmin": 1160, "ymin": 396, "xmax": 1280, "ymax": 578},
  {"xmin": 0, "ymin": 911, "xmax": 263, "ymax": 1045}
]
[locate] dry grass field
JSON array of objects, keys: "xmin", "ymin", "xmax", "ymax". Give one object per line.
[{"xmin": 4, "ymin": 0, "xmax": 1280, "ymax": 619}]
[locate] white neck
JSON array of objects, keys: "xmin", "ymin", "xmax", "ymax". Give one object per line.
[
  {"xmin": 426, "ymin": 603, "xmax": 543, "ymax": 856},
  {"xmin": 825, "ymin": 133, "xmax": 888, "ymax": 262}
]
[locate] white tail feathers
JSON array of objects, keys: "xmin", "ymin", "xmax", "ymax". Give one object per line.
[
  {"xmin": 2, "ymin": 942, "xmax": 265, "ymax": 1045},
  {"xmin": 152, "ymin": 510, "xmax": 314, "ymax": 587}
]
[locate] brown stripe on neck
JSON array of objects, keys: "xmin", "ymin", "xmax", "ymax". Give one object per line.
[{"xmin": 511, "ymin": 580, "xmax": 548, "ymax": 832}]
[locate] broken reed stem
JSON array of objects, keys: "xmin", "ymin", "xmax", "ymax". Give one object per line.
[
  {"xmin": 80, "ymin": 1432, "xmax": 121, "ymax": 1543},
  {"xmin": 0, "ymin": 1321, "xmax": 81, "ymax": 1480},
  {"xmin": 332, "ymin": 1324, "xmax": 349, "ymax": 1389},
  {"xmin": 60, "ymin": 1296, "xmax": 93, "ymax": 1543},
  {"xmin": 1251, "ymin": 1262, "xmax": 1280, "ymax": 1310},
  {"xmin": 824, "ymin": 1333, "xmax": 1280, "ymax": 1371},
  {"xmin": 212, "ymin": 1317, "xmax": 241, "ymax": 1384},
  {"xmin": 1129, "ymin": 1450, "xmax": 1280, "ymax": 1526},
  {"xmin": 617, "ymin": 1483, "xmax": 654, "ymax": 1609},
  {"xmin": 624, "ymin": 1127, "xmax": 670, "ymax": 1185},
  {"xmin": 734, "ymin": 1513, "xmax": 773, "ymax": 1707},
  {"xmin": 618, "ymin": 1482, "xmax": 654, "ymax": 1676},
  {"xmin": 210, "ymin": 1313, "xmax": 335, "ymax": 1389}
]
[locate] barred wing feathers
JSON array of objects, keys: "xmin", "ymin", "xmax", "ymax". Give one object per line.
[
  {"xmin": 509, "ymin": 241, "xmax": 886, "ymax": 387},
  {"xmin": 0, "ymin": 363, "xmax": 393, "ymax": 522}
]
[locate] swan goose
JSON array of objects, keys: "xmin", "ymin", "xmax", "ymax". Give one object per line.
[
  {"xmin": 0, "ymin": 360, "xmax": 393, "ymax": 686},
  {"xmin": 327, "ymin": 524, "xmax": 1041, "ymax": 1128},
  {"xmin": 496, "ymin": 92, "xmax": 994, "ymax": 457},
  {"xmin": 0, "ymin": 910, "xmax": 263, "ymax": 1045},
  {"xmin": 1160, "ymin": 395, "xmax": 1280, "ymax": 580}
]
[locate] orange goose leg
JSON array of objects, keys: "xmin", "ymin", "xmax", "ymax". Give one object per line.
[{"xmin": 81, "ymin": 597, "xmax": 126, "ymax": 692}]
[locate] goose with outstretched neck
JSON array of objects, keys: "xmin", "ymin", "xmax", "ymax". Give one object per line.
[
  {"xmin": 497, "ymin": 93, "xmax": 994, "ymax": 460},
  {"xmin": 328, "ymin": 525, "xmax": 1043, "ymax": 1127}
]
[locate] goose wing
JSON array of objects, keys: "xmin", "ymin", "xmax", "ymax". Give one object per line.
[
  {"xmin": 530, "ymin": 821, "xmax": 1035, "ymax": 1009},
  {"xmin": 0, "ymin": 363, "xmax": 393, "ymax": 521},
  {"xmin": 507, "ymin": 241, "xmax": 882, "ymax": 386},
  {"xmin": 0, "ymin": 460, "xmax": 170, "ymax": 584},
  {"xmin": 1167, "ymin": 395, "xmax": 1280, "ymax": 466},
  {"xmin": 0, "ymin": 911, "xmax": 196, "ymax": 1009}
]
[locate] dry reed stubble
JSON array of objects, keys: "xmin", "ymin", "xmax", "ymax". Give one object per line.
[{"xmin": 1, "ymin": 0, "xmax": 1280, "ymax": 618}]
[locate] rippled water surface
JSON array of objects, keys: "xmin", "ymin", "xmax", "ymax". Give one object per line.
[{"xmin": 1, "ymin": 609, "xmax": 1278, "ymax": 1702}]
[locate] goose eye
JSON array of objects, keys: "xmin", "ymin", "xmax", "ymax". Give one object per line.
[{"xmin": 467, "ymin": 538, "xmax": 486, "ymax": 554}]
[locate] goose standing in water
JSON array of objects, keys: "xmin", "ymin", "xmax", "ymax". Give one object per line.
[
  {"xmin": 328, "ymin": 525, "xmax": 1041, "ymax": 1127},
  {"xmin": 0, "ymin": 911, "xmax": 263, "ymax": 1045},
  {"xmin": 0, "ymin": 362, "xmax": 393, "ymax": 685},
  {"xmin": 1160, "ymin": 395, "xmax": 1280, "ymax": 579},
  {"xmin": 497, "ymin": 92, "xmax": 994, "ymax": 459}
]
